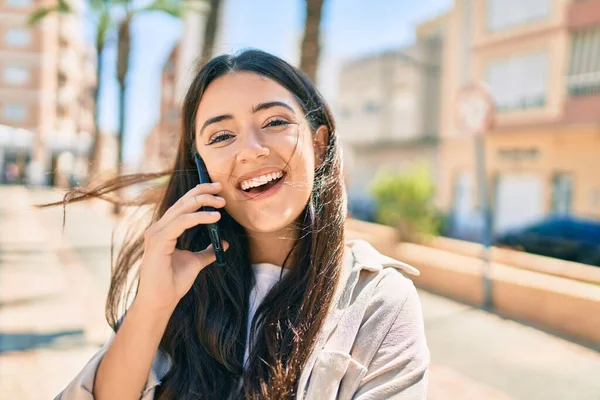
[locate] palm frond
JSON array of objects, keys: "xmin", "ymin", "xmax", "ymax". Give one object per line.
[
  {"xmin": 29, "ymin": 0, "xmax": 73, "ymax": 25},
  {"xmin": 138, "ymin": 0, "xmax": 184, "ymax": 18},
  {"xmin": 96, "ymin": 9, "xmax": 112, "ymax": 48}
]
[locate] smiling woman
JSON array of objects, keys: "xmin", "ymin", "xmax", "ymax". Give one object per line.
[{"xmin": 44, "ymin": 49, "xmax": 429, "ymax": 400}]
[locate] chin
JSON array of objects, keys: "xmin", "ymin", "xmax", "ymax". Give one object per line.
[{"xmin": 243, "ymin": 207, "xmax": 300, "ymax": 234}]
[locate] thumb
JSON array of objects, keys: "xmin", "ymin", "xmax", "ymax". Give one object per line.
[{"xmin": 194, "ymin": 241, "xmax": 230, "ymax": 266}]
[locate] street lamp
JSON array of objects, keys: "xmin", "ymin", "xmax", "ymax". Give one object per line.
[{"xmin": 456, "ymin": 82, "xmax": 495, "ymax": 311}]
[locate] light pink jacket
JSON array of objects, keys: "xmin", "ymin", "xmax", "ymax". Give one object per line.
[{"xmin": 56, "ymin": 239, "xmax": 429, "ymax": 399}]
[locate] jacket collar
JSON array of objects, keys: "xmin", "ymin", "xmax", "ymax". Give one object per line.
[{"xmin": 346, "ymin": 239, "xmax": 420, "ymax": 276}]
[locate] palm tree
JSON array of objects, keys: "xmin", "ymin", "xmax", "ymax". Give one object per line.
[
  {"xmin": 30, "ymin": 0, "xmax": 113, "ymax": 182},
  {"xmin": 113, "ymin": 0, "xmax": 182, "ymax": 213},
  {"xmin": 199, "ymin": 0, "xmax": 222, "ymax": 62},
  {"xmin": 299, "ymin": 0, "xmax": 326, "ymax": 83}
]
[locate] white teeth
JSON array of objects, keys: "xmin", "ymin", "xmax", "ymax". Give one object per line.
[{"xmin": 240, "ymin": 171, "xmax": 283, "ymax": 191}]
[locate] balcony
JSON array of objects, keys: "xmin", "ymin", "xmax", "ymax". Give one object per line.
[
  {"xmin": 57, "ymin": 84, "xmax": 77, "ymax": 108},
  {"xmin": 568, "ymin": 0, "xmax": 600, "ymax": 30},
  {"xmin": 58, "ymin": 48, "xmax": 82, "ymax": 82},
  {"xmin": 565, "ymin": 25, "xmax": 600, "ymax": 123}
]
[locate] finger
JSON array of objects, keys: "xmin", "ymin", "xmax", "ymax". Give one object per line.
[
  {"xmin": 158, "ymin": 210, "xmax": 222, "ymax": 241},
  {"xmin": 158, "ymin": 190, "xmax": 225, "ymax": 229},
  {"xmin": 162, "ymin": 183, "xmax": 222, "ymax": 221}
]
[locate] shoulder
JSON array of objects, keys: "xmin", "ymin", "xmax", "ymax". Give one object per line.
[
  {"xmin": 372, "ymin": 267, "xmax": 418, "ymax": 311},
  {"xmin": 343, "ymin": 239, "xmax": 423, "ymax": 333},
  {"xmin": 360, "ymin": 264, "xmax": 421, "ymax": 337},
  {"xmin": 345, "ymin": 239, "xmax": 420, "ymax": 305},
  {"xmin": 338, "ymin": 240, "xmax": 427, "ymax": 370}
]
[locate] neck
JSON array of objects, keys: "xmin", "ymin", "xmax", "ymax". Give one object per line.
[{"xmin": 247, "ymin": 226, "xmax": 298, "ymax": 268}]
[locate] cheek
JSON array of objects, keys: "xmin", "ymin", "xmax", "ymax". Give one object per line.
[
  {"xmin": 198, "ymin": 151, "xmax": 233, "ymax": 196},
  {"xmin": 284, "ymin": 126, "xmax": 316, "ymax": 172}
]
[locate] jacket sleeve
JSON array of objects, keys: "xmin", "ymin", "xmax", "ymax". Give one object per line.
[
  {"xmin": 353, "ymin": 281, "xmax": 430, "ymax": 400},
  {"xmin": 55, "ymin": 335, "xmax": 113, "ymax": 399},
  {"xmin": 55, "ymin": 334, "xmax": 161, "ymax": 400}
]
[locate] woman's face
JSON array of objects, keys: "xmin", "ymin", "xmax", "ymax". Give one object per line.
[{"xmin": 194, "ymin": 71, "xmax": 327, "ymax": 234}]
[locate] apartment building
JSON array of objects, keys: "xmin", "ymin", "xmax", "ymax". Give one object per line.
[
  {"xmin": 439, "ymin": 0, "xmax": 600, "ymax": 239},
  {"xmin": 337, "ymin": 15, "xmax": 445, "ymax": 197},
  {"xmin": 144, "ymin": 46, "xmax": 180, "ymax": 171},
  {"xmin": 143, "ymin": 0, "xmax": 226, "ymax": 171},
  {"xmin": 0, "ymin": 0, "xmax": 94, "ymax": 186}
]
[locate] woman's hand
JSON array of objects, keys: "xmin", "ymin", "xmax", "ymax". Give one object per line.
[{"xmin": 136, "ymin": 182, "xmax": 228, "ymax": 313}]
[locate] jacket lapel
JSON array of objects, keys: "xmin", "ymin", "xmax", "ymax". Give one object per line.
[{"xmin": 296, "ymin": 239, "xmax": 419, "ymax": 399}]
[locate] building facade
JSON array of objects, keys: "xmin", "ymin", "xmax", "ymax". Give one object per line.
[
  {"xmin": 439, "ymin": 0, "xmax": 600, "ymax": 239},
  {"xmin": 143, "ymin": 0, "xmax": 227, "ymax": 172},
  {"xmin": 0, "ymin": 0, "xmax": 94, "ymax": 186},
  {"xmin": 143, "ymin": 46, "xmax": 180, "ymax": 172},
  {"xmin": 337, "ymin": 15, "xmax": 445, "ymax": 201}
]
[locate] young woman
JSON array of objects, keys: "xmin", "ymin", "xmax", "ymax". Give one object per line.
[{"xmin": 55, "ymin": 49, "xmax": 429, "ymax": 399}]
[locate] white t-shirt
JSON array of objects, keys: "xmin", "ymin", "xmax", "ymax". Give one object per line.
[{"xmin": 243, "ymin": 263, "xmax": 290, "ymax": 369}]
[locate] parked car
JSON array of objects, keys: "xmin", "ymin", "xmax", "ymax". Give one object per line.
[
  {"xmin": 495, "ymin": 216, "xmax": 600, "ymax": 266},
  {"xmin": 347, "ymin": 193, "xmax": 377, "ymax": 223}
]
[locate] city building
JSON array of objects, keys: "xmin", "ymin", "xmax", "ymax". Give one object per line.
[
  {"xmin": 143, "ymin": 0, "xmax": 226, "ymax": 172},
  {"xmin": 143, "ymin": 46, "xmax": 180, "ymax": 171},
  {"xmin": 337, "ymin": 15, "xmax": 446, "ymax": 202},
  {"xmin": 438, "ymin": 0, "xmax": 600, "ymax": 240},
  {"xmin": 0, "ymin": 0, "xmax": 94, "ymax": 186}
]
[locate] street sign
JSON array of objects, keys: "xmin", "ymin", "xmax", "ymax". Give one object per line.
[{"xmin": 456, "ymin": 82, "xmax": 494, "ymax": 136}]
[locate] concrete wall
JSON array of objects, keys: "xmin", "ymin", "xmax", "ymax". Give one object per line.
[
  {"xmin": 426, "ymin": 236, "xmax": 600, "ymax": 284},
  {"xmin": 346, "ymin": 218, "xmax": 600, "ymax": 348}
]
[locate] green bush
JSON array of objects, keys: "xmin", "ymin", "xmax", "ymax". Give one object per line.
[{"xmin": 369, "ymin": 164, "xmax": 444, "ymax": 241}]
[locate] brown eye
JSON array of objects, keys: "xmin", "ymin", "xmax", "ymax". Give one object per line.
[
  {"xmin": 208, "ymin": 132, "xmax": 234, "ymax": 145},
  {"xmin": 264, "ymin": 119, "xmax": 290, "ymax": 128}
]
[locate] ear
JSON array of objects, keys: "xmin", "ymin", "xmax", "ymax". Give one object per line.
[{"xmin": 313, "ymin": 125, "xmax": 329, "ymax": 167}]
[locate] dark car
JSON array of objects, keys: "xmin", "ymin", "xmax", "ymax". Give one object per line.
[{"xmin": 495, "ymin": 216, "xmax": 600, "ymax": 266}]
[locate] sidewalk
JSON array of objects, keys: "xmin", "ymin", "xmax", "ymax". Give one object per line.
[
  {"xmin": 1, "ymin": 185, "xmax": 599, "ymax": 399},
  {"xmin": 0, "ymin": 186, "xmax": 111, "ymax": 399}
]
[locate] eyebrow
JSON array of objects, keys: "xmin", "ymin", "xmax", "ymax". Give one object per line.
[
  {"xmin": 199, "ymin": 114, "xmax": 233, "ymax": 136},
  {"xmin": 199, "ymin": 101, "xmax": 296, "ymax": 137},
  {"xmin": 252, "ymin": 101, "xmax": 295, "ymax": 114}
]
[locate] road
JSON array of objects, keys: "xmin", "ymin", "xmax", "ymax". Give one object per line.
[{"xmin": 0, "ymin": 185, "xmax": 599, "ymax": 399}]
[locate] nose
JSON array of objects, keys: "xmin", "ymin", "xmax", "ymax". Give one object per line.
[{"xmin": 237, "ymin": 129, "xmax": 269, "ymax": 163}]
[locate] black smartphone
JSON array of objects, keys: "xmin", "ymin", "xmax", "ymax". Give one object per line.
[{"xmin": 194, "ymin": 153, "xmax": 226, "ymax": 267}]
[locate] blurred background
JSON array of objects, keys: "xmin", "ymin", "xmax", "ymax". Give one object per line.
[{"xmin": 1, "ymin": 0, "xmax": 599, "ymax": 398}]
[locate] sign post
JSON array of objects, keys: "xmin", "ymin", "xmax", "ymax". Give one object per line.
[{"xmin": 456, "ymin": 82, "xmax": 495, "ymax": 310}]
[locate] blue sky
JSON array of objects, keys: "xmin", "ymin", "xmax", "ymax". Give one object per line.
[{"xmin": 92, "ymin": 0, "xmax": 452, "ymax": 164}]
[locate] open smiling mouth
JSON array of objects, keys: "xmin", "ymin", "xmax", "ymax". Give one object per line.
[{"xmin": 238, "ymin": 172, "xmax": 287, "ymax": 197}]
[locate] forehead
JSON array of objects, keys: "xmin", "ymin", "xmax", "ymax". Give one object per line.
[{"xmin": 196, "ymin": 71, "xmax": 301, "ymax": 119}]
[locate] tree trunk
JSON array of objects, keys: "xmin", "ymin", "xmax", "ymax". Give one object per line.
[
  {"xmin": 88, "ymin": 43, "xmax": 104, "ymax": 182},
  {"xmin": 200, "ymin": 0, "xmax": 222, "ymax": 62},
  {"xmin": 299, "ymin": 0, "xmax": 325, "ymax": 83},
  {"xmin": 114, "ymin": 16, "xmax": 131, "ymax": 215}
]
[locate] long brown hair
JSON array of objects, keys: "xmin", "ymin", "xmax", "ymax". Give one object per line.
[{"xmin": 42, "ymin": 50, "xmax": 346, "ymax": 399}]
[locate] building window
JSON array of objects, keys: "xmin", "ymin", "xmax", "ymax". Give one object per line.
[
  {"xmin": 3, "ymin": 66, "xmax": 30, "ymax": 85},
  {"xmin": 392, "ymin": 90, "xmax": 416, "ymax": 139},
  {"xmin": 551, "ymin": 173, "xmax": 573, "ymax": 214},
  {"xmin": 3, "ymin": 105, "xmax": 27, "ymax": 122},
  {"xmin": 363, "ymin": 101, "xmax": 379, "ymax": 114},
  {"xmin": 487, "ymin": 0, "xmax": 550, "ymax": 32},
  {"xmin": 4, "ymin": 28, "xmax": 31, "ymax": 47},
  {"xmin": 5, "ymin": 0, "xmax": 31, "ymax": 7},
  {"xmin": 460, "ymin": 0, "xmax": 473, "ymax": 84},
  {"xmin": 486, "ymin": 52, "xmax": 548, "ymax": 111},
  {"xmin": 567, "ymin": 27, "xmax": 600, "ymax": 96},
  {"xmin": 166, "ymin": 108, "xmax": 179, "ymax": 120}
]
